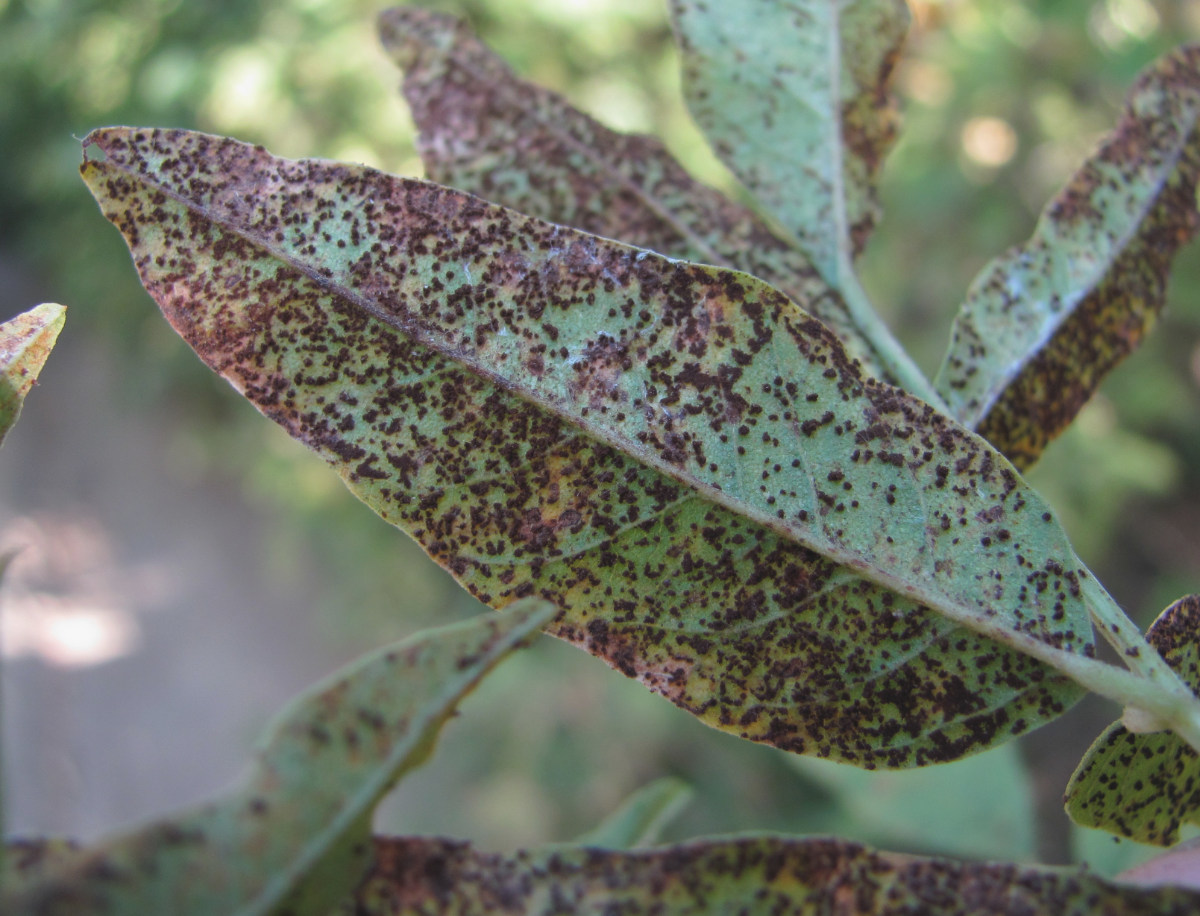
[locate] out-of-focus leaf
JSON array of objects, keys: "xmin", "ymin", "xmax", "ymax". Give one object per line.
[
  {"xmin": 377, "ymin": 8, "xmax": 887, "ymax": 379},
  {"xmin": 936, "ymin": 46, "xmax": 1200, "ymax": 470},
  {"xmin": 1065, "ymin": 595, "xmax": 1200, "ymax": 846},
  {"xmin": 1119, "ymin": 837, "xmax": 1200, "ymax": 891},
  {"xmin": 0, "ymin": 303, "xmax": 65, "ymax": 446},
  {"xmin": 2, "ymin": 601, "xmax": 554, "ymax": 915},
  {"xmin": 670, "ymin": 0, "xmax": 909, "ymax": 291},
  {"xmin": 1, "ymin": 840, "xmax": 83, "ymax": 890},
  {"xmin": 791, "ymin": 741, "xmax": 1036, "ymax": 861},
  {"xmin": 334, "ymin": 835, "xmax": 1200, "ymax": 915},
  {"xmin": 572, "ymin": 778, "xmax": 693, "ymax": 850},
  {"xmin": 80, "ymin": 127, "xmax": 1094, "ymax": 768}
]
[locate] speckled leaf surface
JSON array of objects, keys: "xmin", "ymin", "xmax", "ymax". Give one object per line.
[
  {"xmin": 1065, "ymin": 595, "xmax": 1200, "ymax": 846},
  {"xmin": 670, "ymin": 0, "xmax": 908, "ymax": 289},
  {"xmin": 333, "ymin": 835, "xmax": 1200, "ymax": 915},
  {"xmin": 2, "ymin": 602, "xmax": 553, "ymax": 916},
  {"xmin": 80, "ymin": 127, "xmax": 1094, "ymax": 768},
  {"xmin": 0, "ymin": 303, "xmax": 65, "ymax": 446},
  {"xmin": 936, "ymin": 46, "xmax": 1200, "ymax": 470},
  {"xmin": 377, "ymin": 8, "xmax": 886, "ymax": 379}
]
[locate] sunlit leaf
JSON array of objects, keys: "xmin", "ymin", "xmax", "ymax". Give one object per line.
[
  {"xmin": 377, "ymin": 8, "xmax": 888, "ymax": 379},
  {"xmin": 670, "ymin": 0, "xmax": 909, "ymax": 291},
  {"xmin": 2, "ymin": 601, "xmax": 553, "ymax": 915},
  {"xmin": 572, "ymin": 778, "xmax": 693, "ymax": 850},
  {"xmin": 0, "ymin": 303, "xmax": 65, "ymax": 446},
  {"xmin": 80, "ymin": 127, "xmax": 1094, "ymax": 768},
  {"xmin": 936, "ymin": 46, "xmax": 1200, "ymax": 469},
  {"xmin": 1065, "ymin": 595, "xmax": 1200, "ymax": 846},
  {"xmin": 335, "ymin": 835, "xmax": 1200, "ymax": 915}
]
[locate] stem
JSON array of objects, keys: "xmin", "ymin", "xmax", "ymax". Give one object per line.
[{"xmin": 837, "ymin": 262, "xmax": 950, "ymax": 413}]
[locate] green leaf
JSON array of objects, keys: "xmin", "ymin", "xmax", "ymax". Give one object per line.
[
  {"xmin": 1065, "ymin": 595, "xmax": 1200, "ymax": 847},
  {"xmin": 2, "ymin": 601, "xmax": 553, "ymax": 915},
  {"xmin": 336, "ymin": 835, "xmax": 1200, "ymax": 915},
  {"xmin": 670, "ymin": 0, "xmax": 909, "ymax": 290},
  {"xmin": 80, "ymin": 127, "xmax": 1093, "ymax": 768},
  {"xmin": 791, "ymin": 741, "xmax": 1036, "ymax": 860},
  {"xmin": 0, "ymin": 303, "xmax": 65, "ymax": 446},
  {"xmin": 572, "ymin": 778, "xmax": 693, "ymax": 850},
  {"xmin": 935, "ymin": 46, "xmax": 1200, "ymax": 470},
  {"xmin": 377, "ymin": 8, "xmax": 888, "ymax": 380}
]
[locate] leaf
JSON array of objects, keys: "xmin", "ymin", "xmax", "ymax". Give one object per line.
[
  {"xmin": 572, "ymin": 778, "xmax": 693, "ymax": 850},
  {"xmin": 670, "ymin": 0, "xmax": 909, "ymax": 290},
  {"xmin": 80, "ymin": 127, "xmax": 1094, "ymax": 768},
  {"xmin": 935, "ymin": 46, "xmax": 1200, "ymax": 470},
  {"xmin": 335, "ymin": 835, "xmax": 1200, "ymax": 915},
  {"xmin": 377, "ymin": 8, "xmax": 888, "ymax": 379},
  {"xmin": 0, "ymin": 303, "xmax": 65, "ymax": 446},
  {"xmin": 791, "ymin": 741, "xmax": 1036, "ymax": 860},
  {"xmin": 1065, "ymin": 595, "xmax": 1200, "ymax": 846},
  {"xmin": 2, "ymin": 601, "xmax": 554, "ymax": 915}
]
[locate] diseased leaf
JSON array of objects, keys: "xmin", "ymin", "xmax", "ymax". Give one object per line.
[
  {"xmin": 335, "ymin": 835, "xmax": 1200, "ymax": 915},
  {"xmin": 1065, "ymin": 595, "xmax": 1200, "ymax": 846},
  {"xmin": 572, "ymin": 778, "xmax": 693, "ymax": 850},
  {"xmin": 670, "ymin": 0, "xmax": 909, "ymax": 289},
  {"xmin": 0, "ymin": 303, "xmax": 65, "ymax": 446},
  {"xmin": 936, "ymin": 46, "xmax": 1200, "ymax": 470},
  {"xmin": 2, "ymin": 602, "xmax": 553, "ymax": 915},
  {"xmin": 80, "ymin": 127, "xmax": 1095, "ymax": 768},
  {"xmin": 377, "ymin": 8, "xmax": 888, "ymax": 379}
]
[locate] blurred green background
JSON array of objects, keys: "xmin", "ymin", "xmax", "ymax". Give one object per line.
[{"xmin": 2, "ymin": 0, "xmax": 1199, "ymax": 873}]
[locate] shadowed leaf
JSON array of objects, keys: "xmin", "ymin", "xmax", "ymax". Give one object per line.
[
  {"xmin": 0, "ymin": 303, "xmax": 65, "ymax": 446},
  {"xmin": 936, "ymin": 46, "xmax": 1200, "ymax": 470},
  {"xmin": 1066, "ymin": 595, "xmax": 1200, "ymax": 846},
  {"xmin": 2, "ymin": 601, "xmax": 553, "ymax": 915},
  {"xmin": 572, "ymin": 778, "xmax": 693, "ymax": 850},
  {"xmin": 334, "ymin": 835, "xmax": 1200, "ymax": 915},
  {"xmin": 670, "ymin": 0, "xmax": 909, "ymax": 290},
  {"xmin": 79, "ymin": 127, "xmax": 1095, "ymax": 768},
  {"xmin": 377, "ymin": 8, "xmax": 887, "ymax": 379}
]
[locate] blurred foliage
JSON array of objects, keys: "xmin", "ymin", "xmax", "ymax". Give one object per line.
[{"xmin": 4, "ymin": 0, "xmax": 1200, "ymax": 869}]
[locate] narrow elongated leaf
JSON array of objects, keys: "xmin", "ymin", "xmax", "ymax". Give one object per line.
[
  {"xmin": 670, "ymin": 0, "xmax": 909, "ymax": 289},
  {"xmin": 377, "ymin": 8, "xmax": 887, "ymax": 379},
  {"xmin": 936, "ymin": 47, "xmax": 1200, "ymax": 469},
  {"xmin": 3, "ymin": 602, "xmax": 553, "ymax": 915},
  {"xmin": 1065, "ymin": 595, "xmax": 1200, "ymax": 846},
  {"xmin": 572, "ymin": 778, "xmax": 693, "ymax": 850},
  {"xmin": 336, "ymin": 835, "xmax": 1200, "ymax": 915},
  {"xmin": 0, "ymin": 303, "xmax": 65, "ymax": 445},
  {"xmin": 80, "ymin": 127, "xmax": 1093, "ymax": 768}
]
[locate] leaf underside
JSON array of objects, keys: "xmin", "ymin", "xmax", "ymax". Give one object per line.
[
  {"xmin": 4, "ymin": 603, "xmax": 553, "ymax": 915},
  {"xmin": 0, "ymin": 302, "xmax": 66, "ymax": 445},
  {"xmin": 936, "ymin": 46, "xmax": 1200, "ymax": 469},
  {"xmin": 377, "ymin": 8, "xmax": 888, "ymax": 379},
  {"xmin": 670, "ymin": 0, "xmax": 909, "ymax": 290},
  {"xmin": 81, "ymin": 127, "xmax": 1094, "ymax": 768},
  {"xmin": 335, "ymin": 835, "xmax": 1200, "ymax": 916},
  {"xmin": 1065, "ymin": 595, "xmax": 1200, "ymax": 846}
]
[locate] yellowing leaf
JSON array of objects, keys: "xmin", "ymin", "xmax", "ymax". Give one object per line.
[
  {"xmin": 337, "ymin": 835, "xmax": 1200, "ymax": 915},
  {"xmin": 0, "ymin": 303, "xmax": 65, "ymax": 446},
  {"xmin": 936, "ymin": 46, "xmax": 1200, "ymax": 469},
  {"xmin": 1065, "ymin": 595, "xmax": 1200, "ymax": 846},
  {"xmin": 378, "ymin": 8, "xmax": 889, "ymax": 379},
  {"xmin": 80, "ymin": 127, "xmax": 1094, "ymax": 768},
  {"xmin": 3, "ymin": 603, "xmax": 553, "ymax": 915}
]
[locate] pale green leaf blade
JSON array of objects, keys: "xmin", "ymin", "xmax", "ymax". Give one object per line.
[
  {"xmin": 0, "ymin": 303, "xmax": 65, "ymax": 446},
  {"xmin": 670, "ymin": 0, "xmax": 909, "ymax": 289},
  {"xmin": 1065, "ymin": 595, "xmax": 1200, "ymax": 846},
  {"xmin": 3, "ymin": 602, "xmax": 553, "ymax": 915},
  {"xmin": 572, "ymin": 778, "xmax": 693, "ymax": 850},
  {"xmin": 377, "ymin": 8, "xmax": 888, "ymax": 379},
  {"xmin": 935, "ymin": 46, "xmax": 1200, "ymax": 470},
  {"xmin": 338, "ymin": 835, "xmax": 1200, "ymax": 915},
  {"xmin": 80, "ymin": 127, "xmax": 1092, "ymax": 768}
]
